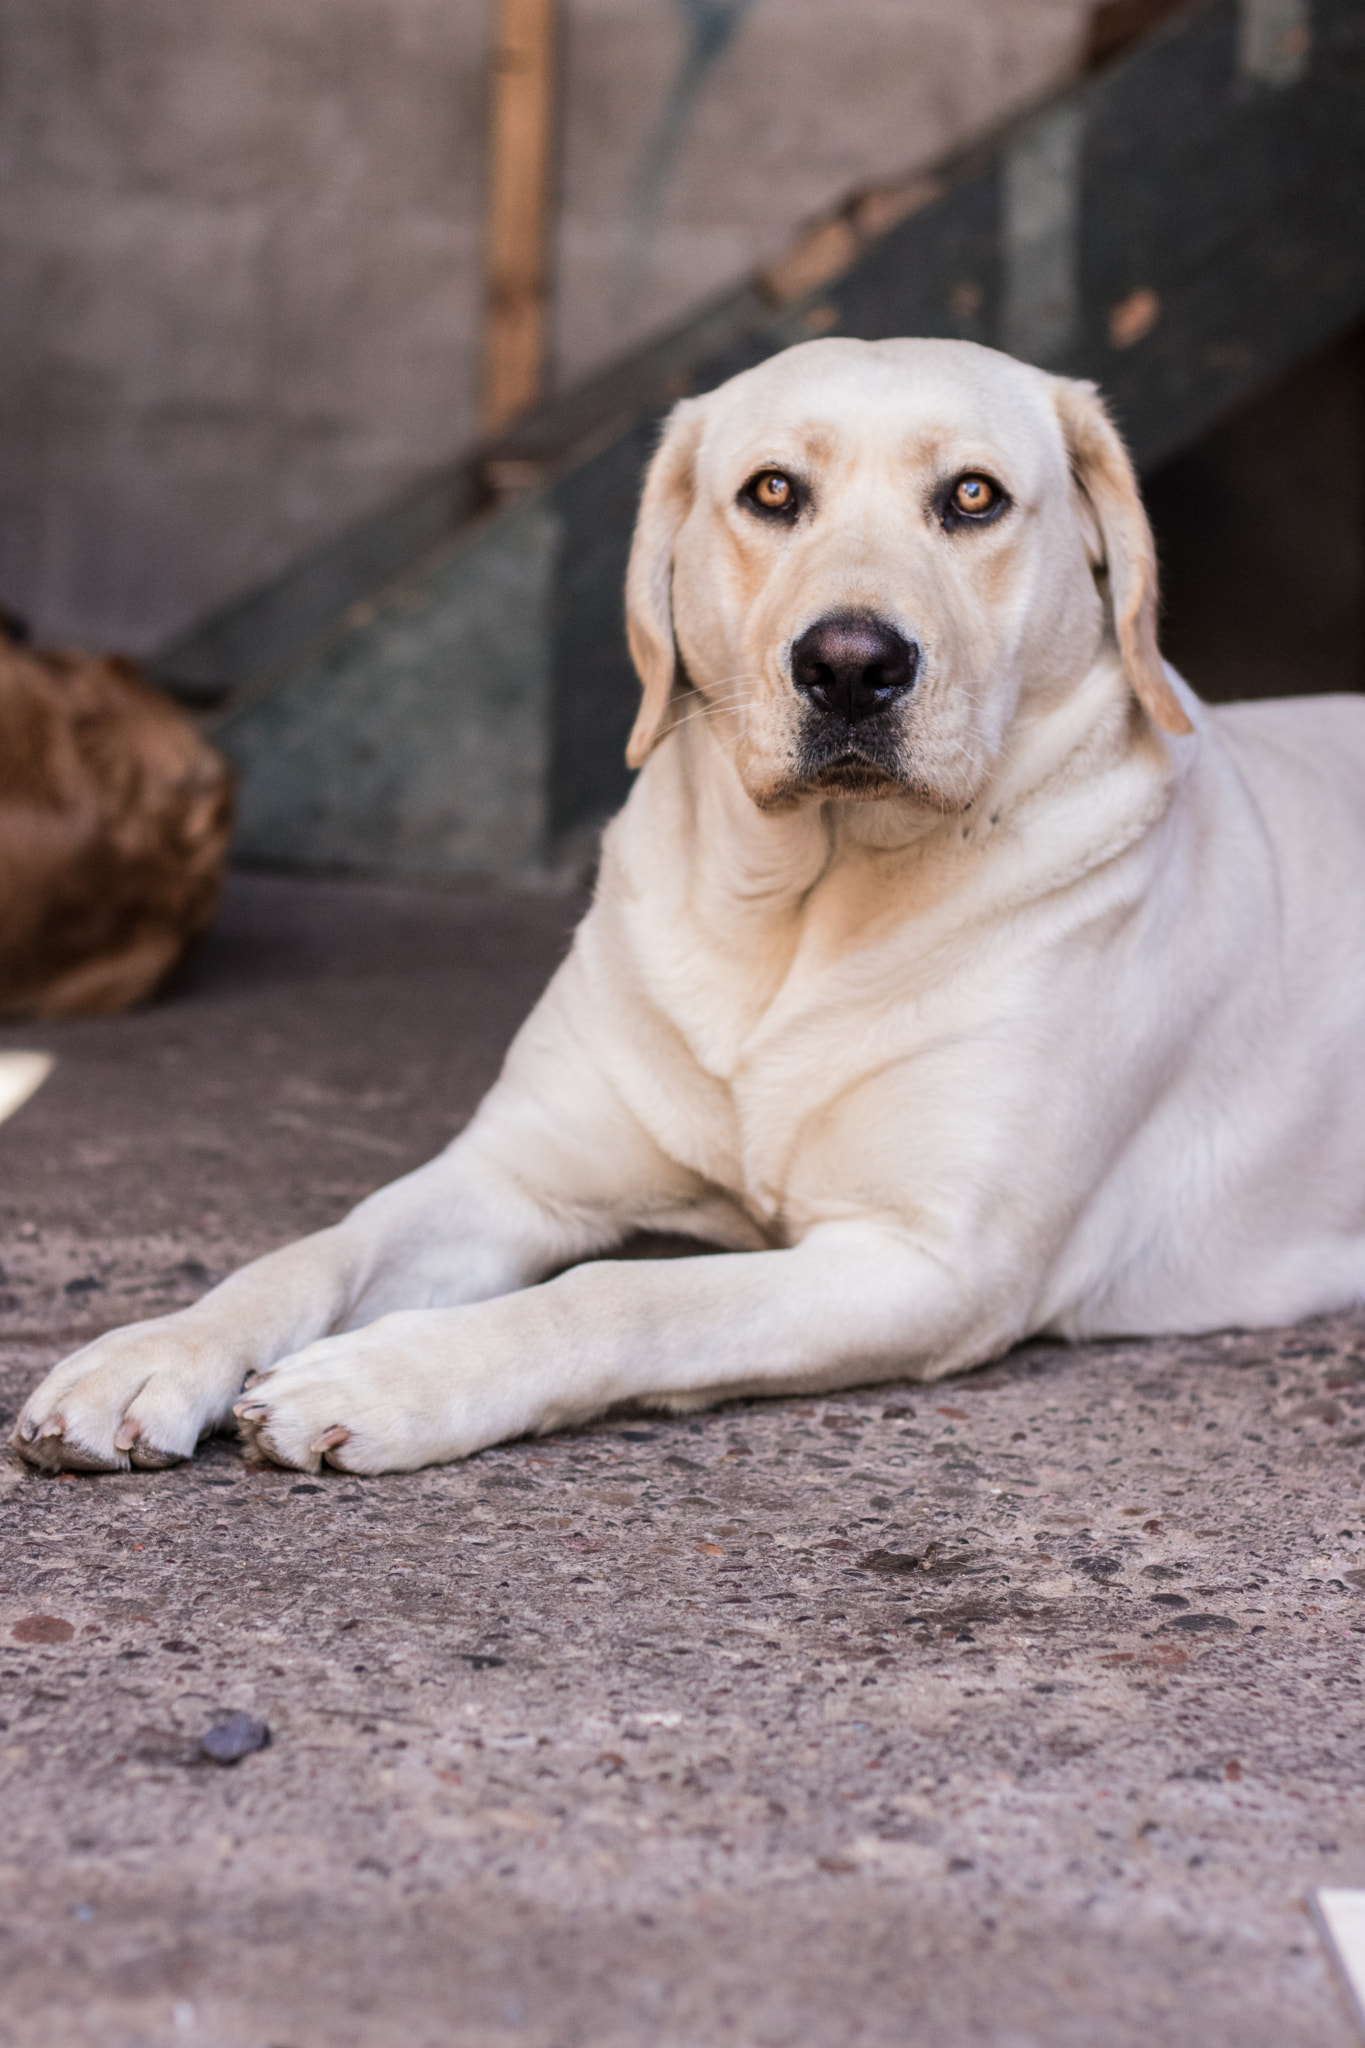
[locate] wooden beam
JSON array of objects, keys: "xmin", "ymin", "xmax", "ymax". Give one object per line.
[
  {"xmin": 1086, "ymin": 0, "xmax": 1192, "ymax": 68},
  {"xmin": 481, "ymin": 0, "xmax": 558, "ymax": 436}
]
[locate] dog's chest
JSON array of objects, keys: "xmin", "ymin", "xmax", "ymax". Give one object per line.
[{"xmin": 627, "ymin": 875, "xmax": 939, "ymax": 1225}]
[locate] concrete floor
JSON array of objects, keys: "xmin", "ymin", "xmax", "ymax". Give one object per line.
[{"xmin": 1, "ymin": 872, "xmax": 1364, "ymax": 2048}]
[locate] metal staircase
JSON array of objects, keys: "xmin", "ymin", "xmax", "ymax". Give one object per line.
[{"xmin": 152, "ymin": 0, "xmax": 1365, "ymax": 880}]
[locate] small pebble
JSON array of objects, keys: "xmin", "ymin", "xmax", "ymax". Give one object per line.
[{"xmin": 200, "ymin": 1712, "xmax": 270, "ymax": 1765}]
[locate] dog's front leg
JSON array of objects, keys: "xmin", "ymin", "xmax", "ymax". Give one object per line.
[
  {"xmin": 233, "ymin": 1221, "xmax": 995, "ymax": 1474},
  {"xmin": 9, "ymin": 1134, "xmax": 615, "ymax": 1475},
  {"xmin": 11, "ymin": 929, "xmax": 724, "ymax": 1476}
]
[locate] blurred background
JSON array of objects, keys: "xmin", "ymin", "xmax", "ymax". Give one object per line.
[{"xmin": 0, "ymin": 0, "xmax": 1360, "ymax": 875}]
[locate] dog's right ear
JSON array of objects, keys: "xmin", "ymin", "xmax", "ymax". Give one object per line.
[
  {"xmin": 625, "ymin": 399, "xmax": 704, "ymax": 769},
  {"xmin": 1053, "ymin": 376, "xmax": 1192, "ymax": 737}
]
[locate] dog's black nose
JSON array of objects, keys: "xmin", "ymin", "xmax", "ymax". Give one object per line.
[{"xmin": 790, "ymin": 612, "xmax": 919, "ymax": 724}]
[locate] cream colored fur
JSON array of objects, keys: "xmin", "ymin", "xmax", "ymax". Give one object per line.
[{"xmin": 15, "ymin": 337, "xmax": 1365, "ymax": 1476}]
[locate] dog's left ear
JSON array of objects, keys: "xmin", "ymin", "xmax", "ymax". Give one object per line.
[
  {"xmin": 1053, "ymin": 377, "xmax": 1192, "ymax": 737},
  {"xmin": 625, "ymin": 398, "xmax": 705, "ymax": 768}
]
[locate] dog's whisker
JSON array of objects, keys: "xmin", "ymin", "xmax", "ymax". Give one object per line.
[{"xmin": 666, "ymin": 684, "xmax": 763, "ymax": 735}]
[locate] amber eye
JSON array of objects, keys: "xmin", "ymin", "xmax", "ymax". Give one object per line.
[
  {"xmin": 949, "ymin": 474, "xmax": 1000, "ymax": 517},
  {"xmin": 747, "ymin": 470, "xmax": 796, "ymax": 513}
]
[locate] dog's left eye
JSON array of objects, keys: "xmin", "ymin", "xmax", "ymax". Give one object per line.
[
  {"xmin": 742, "ymin": 470, "xmax": 800, "ymax": 517},
  {"xmin": 949, "ymin": 473, "xmax": 1002, "ymax": 520}
]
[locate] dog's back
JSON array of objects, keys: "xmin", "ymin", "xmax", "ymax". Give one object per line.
[{"xmin": 1211, "ymin": 692, "xmax": 1365, "ymax": 947}]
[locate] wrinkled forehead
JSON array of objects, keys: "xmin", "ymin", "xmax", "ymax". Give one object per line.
[{"xmin": 695, "ymin": 337, "xmax": 1067, "ymax": 495}]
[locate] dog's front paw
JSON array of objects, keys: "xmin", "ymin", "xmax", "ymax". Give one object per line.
[
  {"xmin": 232, "ymin": 1359, "xmax": 356, "ymax": 1474},
  {"xmin": 232, "ymin": 1328, "xmax": 430, "ymax": 1475},
  {"xmin": 12, "ymin": 1318, "xmax": 230, "ymax": 1474},
  {"xmin": 231, "ymin": 1310, "xmax": 537, "ymax": 1475}
]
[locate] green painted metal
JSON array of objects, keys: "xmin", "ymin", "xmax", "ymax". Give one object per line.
[
  {"xmin": 218, "ymin": 499, "xmax": 559, "ymax": 878},
  {"xmin": 158, "ymin": 0, "xmax": 1365, "ymax": 879}
]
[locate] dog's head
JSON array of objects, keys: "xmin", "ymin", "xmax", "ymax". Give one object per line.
[{"xmin": 625, "ymin": 336, "xmax": 1188, "ymax": 812}]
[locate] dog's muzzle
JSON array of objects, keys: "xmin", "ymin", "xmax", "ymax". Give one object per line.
[{"xmin": 791, "ymin": 612, "xmax": 920, "ymax": 726}]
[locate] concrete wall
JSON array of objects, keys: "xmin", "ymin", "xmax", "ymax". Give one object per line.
[
  {"xmin": 0, "ymin": 0, "xmax": 1091, "ymax": 655},
  {"xmin": 0, "ymin": 0, "xmax": 491, "ymax": 654}
]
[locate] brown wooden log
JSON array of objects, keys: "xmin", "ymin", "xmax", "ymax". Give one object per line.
[{"xmin": 0, "ymin": 635, "xmax": 234, "ymax": 1017}]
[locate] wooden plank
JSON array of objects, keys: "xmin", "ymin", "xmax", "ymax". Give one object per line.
[{"xmin": 481, "ymin": 0, "xmax": 559, "ymax": 435}]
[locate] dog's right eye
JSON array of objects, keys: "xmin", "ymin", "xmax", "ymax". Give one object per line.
[{"xmin": 741, "ymin": 471, "xmax": 800, "ymax": 519}]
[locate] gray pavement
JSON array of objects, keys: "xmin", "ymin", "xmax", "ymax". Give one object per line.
[{"xmin": 1, "ymin": 872, "xmax": 1363, "ymax": 2048}]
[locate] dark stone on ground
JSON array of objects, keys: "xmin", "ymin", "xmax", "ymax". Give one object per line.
[{"xmin": 200, "ymin": 1713, "xmax": 271, "ymax": 1765}]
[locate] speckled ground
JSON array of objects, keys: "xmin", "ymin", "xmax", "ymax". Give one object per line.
[{"xmin": 1, "ymin": 874, "xmax": 1363, "ymax": 2048}]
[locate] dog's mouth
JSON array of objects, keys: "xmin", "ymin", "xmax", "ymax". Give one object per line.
[
  {"xmin": 745, "ymin": 703, "xmax": 950, "ymax": 813},
  {"xmin": 801, "ymin": 758, "xmax": 905, "ymax": 801},
  {"xmin": 752, "ymin": 753, "xmax": 910, "ymax": 811},
  {"xmin": 793, "ymin": 721, "xmax": 910, "ymax": 802}
]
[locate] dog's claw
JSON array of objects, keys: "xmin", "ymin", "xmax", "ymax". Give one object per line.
[
  {"xmin": 233, "ymin": 1408, "xmax": 273, "ymax": 1466},
  {"xmin": 128, "ymin": 1440, "xmax": 185, "ymax": 1470},
  {"xmin": 115, "ymin": 1414, "xmax": 184, "ymax": 1467},
  {"xmin": 309, "ymin": 1425, "xmax": 351, "ymax": 1458},
  {"xmin": 14, "ymin": 1423, "xmax": 125, "ymax": 1475}
]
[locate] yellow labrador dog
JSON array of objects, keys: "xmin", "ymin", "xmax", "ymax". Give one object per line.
[{"xmin": 16, "ymin": 336, "xmax": 1365, "ymax": 1477}]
